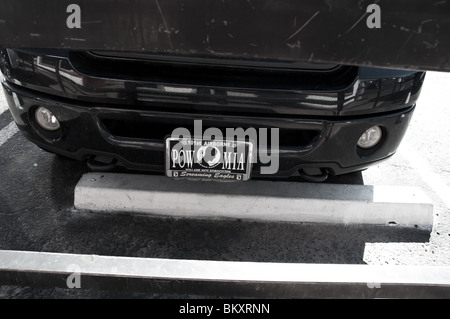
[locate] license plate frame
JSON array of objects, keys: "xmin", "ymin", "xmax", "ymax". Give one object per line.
[{"xmin": 165, "ymin": 137, "xmax": 254, "ymax": 181}]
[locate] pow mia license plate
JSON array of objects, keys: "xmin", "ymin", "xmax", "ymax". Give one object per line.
[{"xmin": 165, "ymin": 138, "xmax": 253, "ymax": 181}]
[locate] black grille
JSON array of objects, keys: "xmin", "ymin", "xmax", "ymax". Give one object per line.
[{"xmin": 101, "ymin": 118, "xmax": 320, "ymax": 148}]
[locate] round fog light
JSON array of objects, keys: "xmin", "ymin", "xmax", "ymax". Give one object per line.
[
  {"xmin": 35, "ymin": 106, "xmax": 60, "ymax": 131},
  {"xmin": 357, "ymin": 126, "xmax": 382, "ymax": 149}
]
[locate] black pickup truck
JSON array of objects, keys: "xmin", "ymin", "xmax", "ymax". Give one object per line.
[{"xmin": 0, "ymin": 48, "xmax": 424, "ymax": 182}]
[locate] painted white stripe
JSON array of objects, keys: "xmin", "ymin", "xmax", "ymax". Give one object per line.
[
  {"xmin": 399, "ymin": 142, "xmax": 450, "ymax": 209},
  {"xmin": 0, "ymin": 90, "xmax": 8, "ymax": 114},
  {"xmin": 0, "ymin": 121, "xmax": 19, "ymax": 147},
  {"xmin": 0, "ymin": 103, "xmax": 7, "ymax": 114}
]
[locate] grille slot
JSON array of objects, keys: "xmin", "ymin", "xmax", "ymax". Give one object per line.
[{"xmin": 101, "ymin": 118, "xmax": 320, "ymax": 149}]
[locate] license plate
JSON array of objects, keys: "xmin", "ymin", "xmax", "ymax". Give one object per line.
[{"xmin": 165, "ymin": 138, "xmax": 253, "ymax": 181}]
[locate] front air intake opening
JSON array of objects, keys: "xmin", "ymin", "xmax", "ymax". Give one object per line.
[{"xmin": 100, "ymin": 118, "xmax": 321, "ymax": 149}]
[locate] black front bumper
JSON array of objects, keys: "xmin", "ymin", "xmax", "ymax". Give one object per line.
[
  {"xmin": 2, "ymin": 80, "xmax": 415, "ymax": 178},
  {"xmin": 1, "ymin": 48, "xmax": 424, "ymax": 179}
]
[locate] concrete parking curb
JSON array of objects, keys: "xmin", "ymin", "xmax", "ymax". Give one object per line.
[
  {"xmin": 0, "ymin": 250, "xmax": 449, "ymax": 298},
  {"xmin": 74, "ymin": 173, "xmax": 433, "ymax": 227}
]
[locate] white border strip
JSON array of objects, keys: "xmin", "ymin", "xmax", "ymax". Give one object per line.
[{"xmin": 0, "ymin": 121, "xmax": 18, "ymax": 148}]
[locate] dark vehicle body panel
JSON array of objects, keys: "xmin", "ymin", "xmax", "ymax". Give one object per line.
[{"xmin": 1, "ymin": 49, "xmax": 425, "ymax": 179}]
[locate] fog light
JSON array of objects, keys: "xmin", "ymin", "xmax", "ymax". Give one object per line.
[
  {"xmin": 357, "ymin": 126, "xmax": 382, "ymax": 149},
  {"xmin": 35, "ymin": 106, "xmax": 60, "ymax": 131}
]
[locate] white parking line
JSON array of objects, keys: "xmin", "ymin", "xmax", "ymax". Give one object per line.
[
  {"xmin": 0, "ymin": 121, "xmax": 19, "ymax": 148},
  {"xmin": 0, "ymin": 103, "xmax": 7, "ymax": 114},
  {"xmin": 0, "ymin": 83, "xmax": 8, "ymax": 114},
  {"xmin": 399, "ymin": 142, "xmax": 450, "ymax": 209}
]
